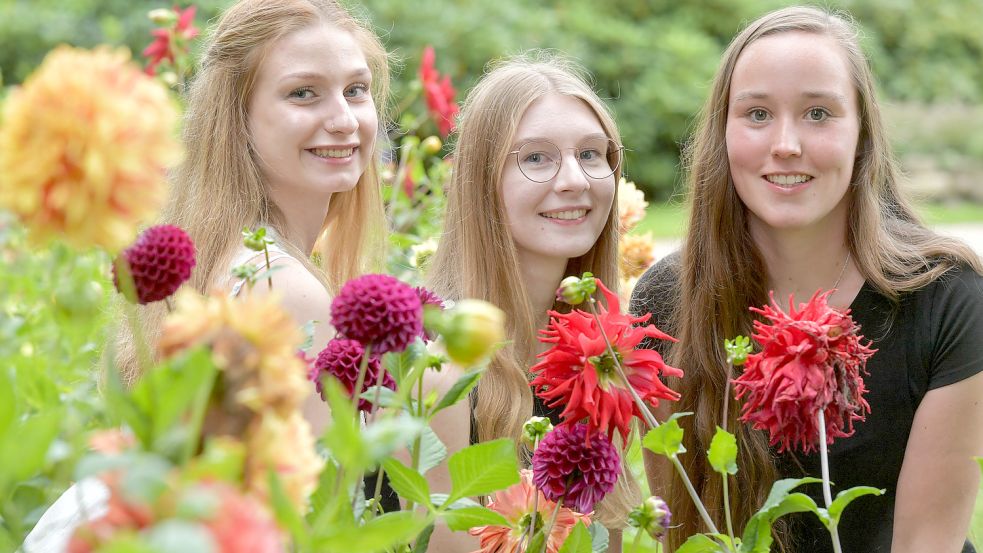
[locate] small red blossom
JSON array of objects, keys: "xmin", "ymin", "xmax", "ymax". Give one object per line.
[
  {"xmin": 330, "ymin": 274, "xmax": 423, "ymax": 353},
  {"xmin": 732, "ymin": 290, "xmax": 876, "ymax": 454},
  {"xmin": 312, "ymin": 338, "xmax": 394, "ymax": 413},
  {"xmin": 532, "ymin": 423, "xmax": 621, "ymax": 515},
  {"xmin": 199, "ymin": 482, "xmax": 285, "ymax": 553},
  {"xmin": 67, "ymin": 474, "xmax": 154, "ymax": 553},
  {"xmin": 419, "ymin": 46, "xmax": 459, "ymax": 137},
  {"xmin": 142, "ymin": 5, "xmax": 199, "ymax": 76},
  {"xmin": 530, "ymin": 279, "xmax": 682, "ymax": 442},
  {"xmin": 113, "ymin": 224, "xmax": 196, "ymax": 304},
  {"xmin": 469, "ymin": 469, "xmax": 590, "ymax": 553}
]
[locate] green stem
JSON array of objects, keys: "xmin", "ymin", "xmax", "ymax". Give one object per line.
[
  {"xmin": 539, "ymin": 489, "xmax": 567, "ymax": 553},
  {"xmin": 349, "ymin": 344, "xmax": 374, "ymax": 512},
  {"xmin": 366, "ymin": 359, "xmax": 391, "ymax": 513},
  {"xmin": 263, "ymin": 245, "xmax": 272, "ymax": 291},
  {"xmin": 722, "ymin": 474, "xmax": 736, "ymax": 550},
  {"xmin": 818, "ymin": 409, "xmax": 843, "ymax": 553},
  {"xmin": 585, "ymin": 299, "xmax": 720, "ymax": 536},
  {"xmin": 523, "ymin": 438, "xmax": 541, "ymax": 552},
  {"xmin": 405, "ymin": 373, "xmax": 425, "ymax": 513},
  {"xmin": 631, "ymin": 527, "xmax": 643, "ymax": 551}
]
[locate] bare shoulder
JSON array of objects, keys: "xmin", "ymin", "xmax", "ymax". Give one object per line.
[{"xmin": 244, "ymin": 255, "xmax": 334, "ymax": 352}]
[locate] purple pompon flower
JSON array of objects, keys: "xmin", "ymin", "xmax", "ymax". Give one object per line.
[
  {"xmin": 311, "ymin": 338, "xmax": 394, "ymax": 413},
  {"xmin": 532, "ymin": 423, "xmax": 621, "ymax": 514},
  {"xmin": 330, "ymin": 274, "xmax": 423, "ymax": 353},
  {"xmin": 113, "ymin": 224, "xmax": 195, "ymax": 304},
  {"xmin": 415, "ymin": 286, "xmax": 445, "ymax": 309}
]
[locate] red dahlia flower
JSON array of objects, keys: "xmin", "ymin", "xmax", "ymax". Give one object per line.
[
  {"xmin": 419, "ymin": 46, "xmax": 459, "ymax": 137},
  {"xmin": 532, "ymin": 423, "xmax": 621, "ymax": 515},
  {"xmin": 530, "ymin": 279, "xmax": 682, "ymax": 441},
  {"xmin": 113, "ymin": 224, "xmax": 195, "ymax": 304},
  {"xmin": 732, "ymin": 290, "xmax": 876, "ymax": 454},
  {"xmin": 312, "ymin": 338, "xmax": 394, "ymax": 413},
  {"xmin": 330, "ymin": 274, "xmax": 423, "ymax": 353},
  {"xmin": 142, "ymin": 5, "xmax": 199, "ymax": 76}
]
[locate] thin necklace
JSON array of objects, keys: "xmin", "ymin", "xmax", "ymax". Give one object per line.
[{"xmin": 831, "ymin": 251, "xmax": 851, "ymax": 291}]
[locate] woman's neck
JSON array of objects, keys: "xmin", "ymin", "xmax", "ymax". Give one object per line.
[
  {"xmin": 269, "ymin": 190, "xmax": 332, "ymax": 254},
  {"xmin": 517, "ymin": 250, "xmax": 568, "ymax": 328}
]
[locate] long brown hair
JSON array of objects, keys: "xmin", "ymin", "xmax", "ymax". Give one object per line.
[
  {"xmin": 116, "ymin": 0, "xmax": 389, "ymax": 383},
  {"xmin": 426, "ymin": 52, "xmax": 638, "ymax": 527},
  {"xmin": 663, "ymin": 5, "xmax": 982, "ymax": 550}
]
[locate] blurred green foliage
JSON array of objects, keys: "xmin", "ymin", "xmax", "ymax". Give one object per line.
[{"xmin": 2, "ymin": 0, "xmax": 981, "ymax": 200}]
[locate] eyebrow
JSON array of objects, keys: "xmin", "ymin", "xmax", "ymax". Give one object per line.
[
  {"xmin": 733, "ymin": 90, "xmax": 847, "ymax": 103},
  {"xmin": 279, "ymin": 67, "xmax": 372, "ymax": 82},
  {"xmin": 510, "ymin": 132, "xmax": 610, "ymax": 149}
]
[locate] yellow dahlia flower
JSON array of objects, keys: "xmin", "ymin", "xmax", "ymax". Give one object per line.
[
  {"xmin": 620, "ymin": 233, "xmax": 656, "ymax": 280},
  {"xmin": 0, "ymin": 46, "xmax": 181, "ymax": 251},
  {"xmin": 617, "ymin": 178, "xmax": 648, "ymax": 234},
  {"xmin": 245, "ymin": 412, "xmax": 323, "ymax": 511}
]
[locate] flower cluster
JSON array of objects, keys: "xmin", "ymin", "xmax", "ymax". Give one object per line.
[
  {"xmin": 617, "ymin": 178, "xmax": 648, "ymax": 234},
  {"xmin": 531, "ymin": 278, "xmax": 682, "ymax": 441},
  {"xmin": 143, "ymin": 5, "xmax": 200, "ymax": 77},
  {"xmin": 330, "ymin": 274, "xmax": 423, "ymax": 354},
  {"xmin": 419, "ymin": 46, "xmax": 459, "ymax": 137},
  {"xmin": 619, "ymin": 232, "xmax": 656, "ymax": 280},
  {"xmin": 732, "ymin": 290, "xmax": 875, "ymax": 453},
  {"xmin": 469, "ymin": 469, "xmax": 590, "ymax": 553},
  {"xmin": 0, "ymin": 46, "xmax": 181, "ymax": 251},
  {"xmin": 113, "ymin": 225, "xmax": 196, "ymax": 304},
  {"xmin": 311, "ymin": 338, "xmax": 394, "ymax": 413},
  {"xmin": 532, "ymin": 423, "xmax": 621, "ymax": 515}
]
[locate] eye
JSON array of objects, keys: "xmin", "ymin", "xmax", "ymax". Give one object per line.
[
  {"xmin": 748, "ymin": 108, "xmax": 769, "ymax": 123},
  {"xmin": 344, "ymin": 83, "xmax": 370, "ymax": 99},
  {"xmin": 578, "ymin": 148, "xmax": 603, "ymax": 161},
  {"xmin": 288, "ymin": 87, "xmax": 315, "ymax": 100},
  {"xmin": 524, "ymin": 152, "xmax": 547, "ymax": 164},
  {"xmin": 807, "ymin": 107, "xmax": 831, "ymax": 121}
]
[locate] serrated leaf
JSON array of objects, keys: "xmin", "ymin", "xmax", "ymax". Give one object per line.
[
  {"xmin": 588, "ymin": 522, "xmax": 609, "ymax": 552},
  {"xmin": 314, "ymin": 511, "xmax": 429, "ymax": 553},
  {"xmin": 676, "ymin": 533, "xmax": 728, "ymax": 553},
  {"xmin": 558, "ymin": 521, "xmax": 593, "ymax": 553},
  {"xmin": 442, "ymin": 506, "xmax": 509, "ymax": 531},
  {"xmin": 759, "ymin": 477, "xmax": 821, "ymax": 512},
  {"xmin": 446, "ymin": 439, "xmax": 520, "ymax": 504},
  {"xmin": 418, "ymin": 426, "xmax": 447, "ymax": 475},
  {"xmin": 740, "ymin": 481, "xmax": 823, "ymax": 553},
  {"xmin": 642, "ymin": 412, "xmax": 691, "ymax": 458},
  {"xmin": 827, "ymin": 486, "xmax": 884, "ymax": 525},
  {"xmin": 433, "ymin": 369, "xmax": 484, "ymax": 413},
  {"xmin": 382, "ymin": 457, "xmax": 431, "ymax": 507},
  {"xmin": 708, "ymin": 426, "xmax": 738, "ymax": 475}
]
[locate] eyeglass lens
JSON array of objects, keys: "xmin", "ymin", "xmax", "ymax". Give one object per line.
[{"xmin": 515, "ymin": 138, "xmax": 621, "ymax": 182}]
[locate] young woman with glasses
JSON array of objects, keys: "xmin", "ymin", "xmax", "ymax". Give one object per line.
[{"xmin": 422, "ymin": 53, "xmax": 640, "ymax": 550}]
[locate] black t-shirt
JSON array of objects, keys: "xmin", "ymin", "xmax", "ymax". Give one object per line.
[{"xmin": 630, "ymin": 254, "xmax": 983, "ymax": 552}]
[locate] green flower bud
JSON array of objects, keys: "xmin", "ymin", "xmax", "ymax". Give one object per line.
[
  {"xmin": 242, "ymin": 226, "xmax": 273, "ymax": 252},
  {"xmin": 148, "ymin": 8, "xmax": 178, "ymax": 26},
  {"xmin": 521, "ymin": 416, "xmax": 554, "ymax": 450},
  {"xmin": 724, "ymin": 335, "xmax": 752, "ymax": 366},
  {"xmin": 628, "ymin": 496, "xmax": 671, "ymax": 540},
  {"xmin": 420, "ymin": 135, "xmax": 442, "ymax": 156},
  {"xmin": 555, "ymin": 272, "xmax": 597, "ymax": 305},
  {"xmin": 442, "ymin": 299, "xmax": 506, "ymax": 368}
]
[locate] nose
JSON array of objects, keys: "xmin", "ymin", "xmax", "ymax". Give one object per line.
[
  {"xmin": 553, "ymin": 152, "xmax": 590, "ymax": 193},
  {"xmin": 770, "ymin": 117, "xmax": 801, "ymax": 158},
  {"xmin": 324, "ymin": 95, "xmax": 358, "ymax": 134}
]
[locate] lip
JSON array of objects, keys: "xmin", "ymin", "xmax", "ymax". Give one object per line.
[
  {"xmin": 307, "ymin": 144, "xmax": 359, "ymax": 164},
  {"xmin": 539, "ymin": 206, "xmax": 591, "ymax": 225},
  {"xmin": 761, "ymin": 172, "xmax": 814, "ymax": 192}
]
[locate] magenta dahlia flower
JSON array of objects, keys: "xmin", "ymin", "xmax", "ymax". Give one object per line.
[
  {"xmin": 532, "ymin": 423, "xmax": 621, "ymax": 514},
  {"xmin": 732, "ymin": 290, "xmax": 876, "ymax": 454},
  {"xmin": 330, "ymin": 274, "xmax": 423, "ymax": 353},
  {"xmin": 113, "ymin": 224, "xmax": 195, "ymax": 304},
  {"xmin": 312, "ymin": 338, "xmax": 393, "ymax": 412}
]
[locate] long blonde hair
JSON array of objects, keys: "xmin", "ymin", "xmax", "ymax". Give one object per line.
[
  {"xmin": 116, "ymin": 0, "xmax": 389, "ymax": 383},
  {"xmin": 427, "ymin": 53, "xmax": 638, "ymax": 527},
  {"xmin": 663, "ymin": 5, "xmax": 983, "ymax": 550}
]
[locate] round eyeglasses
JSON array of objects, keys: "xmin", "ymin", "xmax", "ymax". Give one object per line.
[{"xmin": 508, "ymin": 138, "xmax": 624, "ymax": 183}]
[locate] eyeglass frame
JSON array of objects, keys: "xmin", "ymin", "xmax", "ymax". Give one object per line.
[{"xmin": 506, "ymin": 138, "xmax": 626, "ymax": 183}]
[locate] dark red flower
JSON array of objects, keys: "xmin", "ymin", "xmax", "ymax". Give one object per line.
[
  {"xmin": 415, "ymin": 286, "xmax": 444, "ymax": 309},
  {"xmin": 532, "ymin": 423, "xmax": 621, "ymax": 514},
  {"xmin": 113, "ymin": 224, "xmax": 196, "ymax": 304},
  {"xmin": 311, "ymin": 338, "xmax": 393, "ymax": 413},
  {"xmin": 732, "ymin": 290, "xmax": 876, "ymax": 454},
  {"xmin": 530, "ymin": 279, "xmax": 682, "ymax": 442},
  {"xmin": 418, "ymin": 46, "xmax": 459, "ymax": 137},
  {"xmin": 142, "ymin": 5, "xmax": 199, "ymax": 76},
  {"xmin": 330, "ymin": 274, "xmax": 423, "ymax": 353}
]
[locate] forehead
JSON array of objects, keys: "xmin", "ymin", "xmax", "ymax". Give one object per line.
[
  {"xmin": 257, "ymin": 23, "xmax": 368, "ymax": 79},
  {"xmin": 729, "ymin": 31, "xmax": 856, "ymax": 102},
  {"xmin": 512, "ymin": 93, "xmax": 606, "ymax": 143}
]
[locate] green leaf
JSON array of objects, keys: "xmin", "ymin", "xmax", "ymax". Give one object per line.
[
  {"xmin": 827, "ymin": 486, "xmax": 884, "ymax": 525},
  {"xmin": 0, "ymin": 369, "xmax": 15, "ymax": 436},
  {"xmin": 383, "ymin": 343, "xmax": 424, "ymax": 387},
  {"xmin": 411, "ymin": 524, "xmax": 435, "ymax": 553},
  {"xmin": 676, "ymin": 533, "xmax": 728, "ymax": 553},
  {"xmin": 418, "ymin": 426, "xmax": 447, "ymax": 475},
  {"xmin": 363, "ymin": 414, "xmax": 425, "ymax": 462},
  {"xmin": 588, "ymin": 522, "xmax": 609, "ymax": 553},
  {"xmin": 558, "ymin": 521, "xmax": 593, "ymax": 553},
  {"xmin": 361, "ymin": 386, "xmax": 401, "ymax": 409},
  {"xmin": 642, "ymin": 412, "xmax": 691, "ymax": 458},
  {"xmin": 145, "ymin": 520, "xmax": 217, "ymax": 553},
  {"xmin": 441, "ymin": 506, "xmax": 509, "ymax": 531},
  {"xmin": 382, "ymin": 457, "xmax": 431, "ymax": 507},
  {"xmin": 0, "ymin": 409, "xmax": 61, "ymax": 493},
  {"xmin": 740, "ymin": 478, "xmax": 823, "ymax": 553},
  {"xmin": 433, "ymin": 369, "xmax": 484, "ymax": 413},
  {"xmin": 707, "ymin": 426, "xmax": 738, "ymax": 475},
  {"xmin": 321, "ymin": 378, "xmax": 368, "ymax": 470},
  {"xmin": 314, "ymin": 511, "xmax": 430, "ymax": 553},
  {"xmin": 446, "ymin": 439, "xmax": 520, "ymax": 504},
  {"xmin": 758, "ymin": 477, "xmax": 822, "ymax": 512},
  {"xmin": 268, "ymin": 470, "xmax": 311, "ymax": 550},
  {"xmin": 430, "ymin": 493, "xmax": 481, "ymax": 510},
  {"xmin": 526, "ymin": 531, "xmax": 546, "ymax": 553}
]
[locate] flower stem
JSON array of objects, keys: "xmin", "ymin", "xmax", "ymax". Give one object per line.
[
  {"xmin": 722, "ymin": 474, "xmax": 736, "ymax": 550},
  {"xmin": 366, "ymin": 360, "xmax": 391, "ymax": 513},
  {"xmin": 405, "ymin": 373, "xmax": 425, "ymax": 514},
  {"xmin": 539, "ymin": 488, "xmax": 567, "ymax": 553},
  {"xmin": 523, "ymin": 439, "xmax": 541, "ymax": 552},
  {"xmin": 585, "ymin": 299, "xmax": 720, "ymax": 535},
  {"xmin": 263, "ymin": 244, "xmax": 272, "ymax": 291},
  {"xmin": 818, "ymin": 409, "xmax": 843, "ymax": 553},
  {"xmin": 348, "ymin": 344, "xmax": 373, "ymax": 512}
]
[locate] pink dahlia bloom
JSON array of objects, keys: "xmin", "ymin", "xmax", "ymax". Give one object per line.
[
  {"xmin": 732, "ymin": 290, "xmax": 876, "ymax": 453},
  {"xmin": 532, "ymin": 423, "xmax": 621, "ymax": 514},
  {"xmin": 469, "ymin": 469, "xmax": 590, "ymax": 553},
  {"xmin": 199, "ymin": 482, "xmax": 285, "ymax": 553},
  {"xmin": 330, "ymin": 274, "xmax": 423, "ymax": 353},
  {"xmin": 113, "ymin": 224, "xmax": 195, "ymax": 304},
  {"xmin": 530, "ymin": 278, "xmax": 682, "ymax": 442},
  {"xmin": 312, "ymin": 338, "xmax": 394, "ymax": 412}
]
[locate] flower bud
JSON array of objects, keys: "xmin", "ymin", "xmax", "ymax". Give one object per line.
[
  {"xmin": 724, "ymin": 336, "xmax": 752, "ymax": 366},
  {"xmin": 148, "ymin": 8, "xmax": 178, "ymax": 26},
  {"xmin": 555, "ymin": 273, "xmax": 597, "ymax": 305},
  {"xmin": 628, "ymin": 496, "xmax": 671, "ymax": 540},
  {"xmin": 442, "ymin": 299, "xmax": 506, "ymax": 367},
  {"xmin": 420, "ymin": 135, "xmax": 442, "ymax": 156},
  {"xmin": 521, "ymin": 416, "xmax": 553, "ymax": 450},
  {"xmin": 242, "ymin": 227, "xmax": 273, "ymax": 252}
]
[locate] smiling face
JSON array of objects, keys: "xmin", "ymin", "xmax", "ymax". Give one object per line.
[
  {"xmin": 247, "ymin": 23, "xmax": 378, "ymax": 207},
  {"xmin": 725, "ymin": 31, "xmax": 860, "ymax": 238},
  {"xmin": 500, "ymin": 93, "xmax": 617, "ymax": 269}
]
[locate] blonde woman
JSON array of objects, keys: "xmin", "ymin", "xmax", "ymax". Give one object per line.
[
  {"xmin": 424, "ymin": 54, "xmax": 640, "ymax": 550},
  {"xmin": 631, "ymin": 6, "xmax": 983, "ymax": 552},
  {"xmin": 26, "ymin": 0, "xmax": 389, "ymax": 548}
]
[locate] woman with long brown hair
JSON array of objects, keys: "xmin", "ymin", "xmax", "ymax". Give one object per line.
[{"xmin": 631, "ymin": 6, "xmax": 983, "ymax": 552}]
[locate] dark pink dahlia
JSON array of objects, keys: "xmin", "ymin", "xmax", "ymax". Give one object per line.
[
  {"xmin": 415, "ymin": 286, "xmax": 445, "ymax": 309},
  {"xmin": 330, "ymin": 274, "xmax": 423, "ymax": 353},
  {"xmin": 113, "ymin": 224, "xmax": 195, "ymax": 304},
  {"xmin": 532, "ymin": 423, "xmax": 621, "ymax": 514},
  {"xmin": 312, "ymin": 338, "xmax": 394, "ymax": 413}
]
